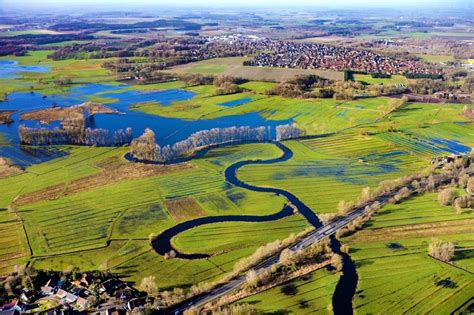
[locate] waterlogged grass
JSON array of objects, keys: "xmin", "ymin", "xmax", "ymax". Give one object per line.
[
  {"xmin": 238, "ymin": 268, "xmax": 338, "ymax": 314},
  {"xmin": 133, "ymin": 90, "xmax": 391, "ymax": 135},
  {"xmin": 0, "ymin": 146, "xmax": 121, "ymax": 208},
  {"xmin": 132, "ymin": 89, "xmax": 262, "ymax": 119},
  {"xmin": 238, "ymin": 131, "xmax": 429, "ymax": 214},
  {"xmin": 343, "ymin": 193, "xmax": 474, "ymax": 314},
  {"xmin": 386, "ymin": 103, "xmax": 469, "ymax": 129},
  {"xmin": 0, "ymin": 51, "xmax": 113, "ymax": 99}
]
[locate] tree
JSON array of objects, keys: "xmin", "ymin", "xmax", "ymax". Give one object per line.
[
  {"xmin": 428, "ymin": 238, "xmax": 455, "ymax": 262},
  {"xmin": 359, "ymin": 187, "xmax": 372, "ymax": 203},
  {"xmin": 246, "ymin": 269, "xmax": 259, "ymax": 288},
  {"xmin": 130, "ymin": 128, "xmax": 158, "ymax": 161},
  {"xmin": 438, "ymin": 188, "xmax": 456, "ymax": 206},
  {"xmin": 279, "ymin": 248, "xmax": 297, "ymax": 268},
  {"xmin": 139, "ymin": 276, "xmax": 158, "ymax": 296},
  {"xmin": 453, "ymin": 195, "xmax": 472, "ymax": 213},
  {"xmin": 337, "ymin": 200, "xmax": 353, "ymax": 215},
  {"xmin": 331, "ymin": 254, "xmax": 344, "ymax": 272}
]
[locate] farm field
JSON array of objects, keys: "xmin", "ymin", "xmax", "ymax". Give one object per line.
[
  {"xmin": 342, "ymin": 193, "xmax": 474, "ymax": 314},
  {"xmin": 353, "ymin": 74, "xmax": 408, "ymax": 85},
  {"xmin": 415, "ymin": 54, "xmax": 455, "ymax": 63},
  {"xmin": 166, "ymin": 57, "xmax": 344, "ymax": 82}
]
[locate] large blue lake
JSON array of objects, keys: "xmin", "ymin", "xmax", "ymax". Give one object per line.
[
  {"xmin": 0, "ymin": 60, "xmax": 50, "ymax": 79},
  {"xmin": 0, "ymin": 83, "xmax": 292, "ymax": 166}
]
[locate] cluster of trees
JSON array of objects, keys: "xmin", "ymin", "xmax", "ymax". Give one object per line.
[
  {"xmin": 438, "ymin": 182, "xmax": 473, "ymax": 214},
  {"xmin": 268, "ymin": 75, "xmax": 334, "ymax": 98},
  {"xmin": 404, "ymin": 73, "xmax": 443, "ymax": 80},
  {"xmin": 408, "ymin": 79, "xmax": 452, "ymax": 95},
  {"xmin": 53, "ymin": 76, "xmax": 73, "ymax": 86},
  {"xmin": 180, "ymin": 73, "xmax": 213, "ymax": 87},
  {"xmin": 19, "ymin": 125, "xmax": 132, "ymax": 146},
  {"xmin": 213, "ymin": 75, "xmax": 245, "ymax": 95},
  {"xmin": 438, "ymin": 188, "xmax": 456, "ymax": 206},
  {"xmin": 131, "ymin": 126, "xmax": 271, "ymax": 163},
  {"xmin": 243, "ymin": 237, "xmax": 333, "ymax": 294},
  {"xmin": 275, "ymin": 123, "xmax": 304, "ymax": 141}
]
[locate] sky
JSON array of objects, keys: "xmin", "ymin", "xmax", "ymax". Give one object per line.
[{"xmin": 1, "ymin": 0, "xmax": 471, "ymax": 8}]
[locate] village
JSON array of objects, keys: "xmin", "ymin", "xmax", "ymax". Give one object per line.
[{"xmin": 0, "ymin": 270, "xmax": 147, "ymax": 315}]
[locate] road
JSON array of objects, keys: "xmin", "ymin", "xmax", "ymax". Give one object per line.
[{"xmin": 168, "ymin": 197, "xmax": 383, "ymax": 314}]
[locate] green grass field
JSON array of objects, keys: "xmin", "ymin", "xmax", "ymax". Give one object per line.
[
  {"xmin": 238, "ymin": 268, "xmax": 339, "ymax": 314},
  {"xmin": 166, "ymin": 57, "xmax": 344, "ymax": 82},
  {"xmin": 342, "ymin": 193, "xmax": 474, "ymax": 314},
  {"xmin": 354, "ymin": 74, "xmax": 408, "ymax": 85},
  {"xmin": 416, "ymin": 54, "xmax": 455, "ymax": 63}
]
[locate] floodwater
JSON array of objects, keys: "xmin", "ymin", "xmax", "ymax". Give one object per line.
[
  {"xmin": 219, "ymin": 97, "xmax": 253, "ymax": 107},
  {"xmin": 0, "ymin": 60, "xmax": 50, "ymax": 79},
  {"xmin": 0, "ymin": 83, "xmax": 292, "ymax": 167}
]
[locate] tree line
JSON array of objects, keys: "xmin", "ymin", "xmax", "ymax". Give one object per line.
[
  {"xmin": 131, "ymin": 124, "xmax": 304, "ymax": 163},
  {"xmin": 18, "ymin": 126, "xmax": 132, "ymax": 146}
]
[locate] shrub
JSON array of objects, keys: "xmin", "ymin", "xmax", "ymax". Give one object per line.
[
  {"xmin": 453, "ymin": 195, "xmax": 472, "ymax": 212},
  {"xmin": 438, "ymin": 188, "xmax": 456, "ymax": 206},
  {"xmin": 139, "ymin": 276, "xmax": 158, "ymax": 296},
  {"xmin": 337, "ymin": 200, "xmax": 353, "ymax": 215},
  {"xmin": 331, "ymin": 254, "xmax": 344, "ymax": 272}
]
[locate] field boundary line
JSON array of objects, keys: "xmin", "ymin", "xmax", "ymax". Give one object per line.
[{"xmin": 428, "ymin": 255, "xmax": 474, "ymax": 275}]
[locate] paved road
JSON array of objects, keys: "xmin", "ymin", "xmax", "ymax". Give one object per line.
[{"xmin": 168, "ymin": 197, "xmax": 384, "ymax": 314}]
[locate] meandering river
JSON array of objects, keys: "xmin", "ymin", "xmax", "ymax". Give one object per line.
[{"xmin": 149, "ymin": 140, "xmax": 358, "ymax": 311}]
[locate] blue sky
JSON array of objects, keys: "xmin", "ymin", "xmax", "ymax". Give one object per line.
[{"xmin": 1, "ymin": 0, "xmax": 471, "ymax": 7}]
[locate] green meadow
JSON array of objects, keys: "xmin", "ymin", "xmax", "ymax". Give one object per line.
[
  {"xmin": 343, "ymin": 193, "xmax": 474, "ymax": 314},
  {"xmin": 354, "ymin": 74, "xmax": 408, "ymax": 85},
  {"xmin": 238, "ymin": 268, "xmax": 339, "ymax": 314}
]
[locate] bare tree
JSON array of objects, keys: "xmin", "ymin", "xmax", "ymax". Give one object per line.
[
  {"xmin": 428, "ymin": 238, "xmax": 455, "ymax": 262},
  {"xmin": 139, "ymin": 276, "xmax": 158, "ymax": 296},
  {"xmin": 438, "ymin": 188, "xmax": 456, "ymax": 206}
]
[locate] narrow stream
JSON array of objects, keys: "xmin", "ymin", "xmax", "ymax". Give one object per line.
[{"xmin": 330, "ymin": 236, "xmax": 359, "ymax": 315}]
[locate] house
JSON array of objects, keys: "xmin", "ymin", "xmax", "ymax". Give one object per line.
[
  {"xmin": 20, "ymin": 288, "xmax": 35, "ymax": 303},
  {"xmin": 76, "ymin": 297, "xmax": 89, "ymax": 309},
  {"xmin": 126, "ymin": 298, "xmax": 143, "ymax": 311},
  {"xmin": 56, "ymin": 289, "xmax": 67, "ymax": 299},
  {"xmin": 115, "ymin": 288, "xmax": 134, "ymax": 301},
  {"xmin": 0, "ymin": 300, "xmax": 21, "ymax": 315},
  {"xmin": 41, "ymin": 285, "xmax": 54, "ymax": 296},
  {"xmin": 95, "ymin": 302, "xmax": 117, "ymax": 315},
  {"xmin": 65, "ymin": 292, "xmax": 78, "ymax": 304},
  {"xmin": 99, "ymin": 278, "xmax": 125, "ymax": 296}
]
